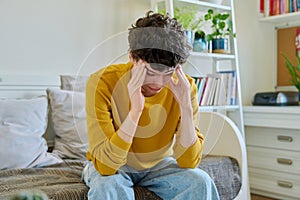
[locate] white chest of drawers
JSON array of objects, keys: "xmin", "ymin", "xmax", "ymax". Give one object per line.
[{"xmin": 243, "ymin": 106, "xmax": 300, "ymax": 200}]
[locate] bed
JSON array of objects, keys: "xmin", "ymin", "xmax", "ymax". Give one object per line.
[{"xmin": 0, "ymin": 74, "xmax": 250, "ymax": 200}]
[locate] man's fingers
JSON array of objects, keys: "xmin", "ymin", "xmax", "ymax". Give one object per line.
[
  {"xmin": 131, "ymin": 64, "xmax": 146, "ymax": 87},
  {"xmin": 130, "ymin": 62, "xmax": 145, "ymax": 85},
  {"xmin": 168, "ymin": 77, "xmax": 177, "ymax": 91},
  {"xmin": 175, "ymin": 65, "xmax": 189, "ymax": 85}
]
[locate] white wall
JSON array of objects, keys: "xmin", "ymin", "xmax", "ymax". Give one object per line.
[
  {"xmin": 0, "ymin": 0, "xmax": 277, "ymax": 105},
  {"xmin": 0, "ymin": 0, "xmax": 150, "ymax": 75},
  {"xmin": 234, "ymin": 0, "xmax": 276, "ymax": 105}
]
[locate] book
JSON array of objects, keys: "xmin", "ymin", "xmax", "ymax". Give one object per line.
[
  {"xmin": 289, "ymin": 0, "xmax": 294, "ymax": 12},
  {"xmin": 193, "ymin": 76, "xmax": 201, "ymax": 89},
  {"xmin": 223, "ymin": 72, "xmax": 232, "ymax": 105},
  {"xmin": 217, "ymin": 70, "xmax": 237, "ymax": 105},
  {"xmin": 280, "ymin": 0, "xmax": 289, "ymax": 14},
  {"xmin": 198, "ymin": 77, "xmax": 207, "ymax": 104},
  {"xmin": 260, "ymin": 0, "xmax": 265, "ymax": 17},
  {"xmin": 274, "ymin": 0, "xmax": 280, "ymax": 15},
  {"xmin": 213, "ymin": 77, "xmax": 221, "ymax": 106},
  {"xmin": 195, "ymin": 72, "xmax": 237, "ymax": 106},
  {"xmin": 207, "ymin": 77, "xmax": 217, "ymax": 106},
  {"xmin": 292, "ymin": 0, "xmax": 298, "ymax": 12},
  {"xmin": 230, "ymin": 71, "xmax": 237, "ymax": 105},
  {"xmin": 284, "ymin": 0, "xmax": 290, "ymax": 13},
  {"xmin": 200, "ymin": 75, "xmax": 214, "ymax": 106},
  {"xmin": 265, "ymin": 0, "xmax": 270, "ymax": 16},
  {"xmin": 217, "ymin": 73, "xmax": 228, "ymax": 105}
]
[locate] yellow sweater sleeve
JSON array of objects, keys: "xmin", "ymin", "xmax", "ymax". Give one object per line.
[
  {"xmin": 173, "ymin": 76, "xmax": 204, "ymax": 168},
  {"xmin": 85, "ymin": 69, "xmax": 131, "ymax": 175}
]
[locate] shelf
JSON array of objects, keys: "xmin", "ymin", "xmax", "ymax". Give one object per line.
[
  {"xmin": 152, "ymin": 0, "xmax": 245, "ymax": 136},
  {"xmin": 199, "ymin": 105, "xmax": 239, "ymax": 112},
  {"xmin": 190, "ymin": 51, "xmax": 235, "ymax": 59},
  {"xmin": 259, "ymin": 12, "xmax": 300, "ymax": 25}
]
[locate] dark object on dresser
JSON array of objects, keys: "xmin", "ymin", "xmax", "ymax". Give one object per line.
[{"xmin": 253, "ymin": 91, "xmax": 299, "ymax": 106}]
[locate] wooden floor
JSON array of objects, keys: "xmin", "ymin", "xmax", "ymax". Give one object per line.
[{"xmin": 251, "ymin": 194, "xmax": 277, "ymax": 200}]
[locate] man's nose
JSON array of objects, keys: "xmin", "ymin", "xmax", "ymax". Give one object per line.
[{"xmin": 156, "ymin": 75, "xmax": 164, "ymax": 85}]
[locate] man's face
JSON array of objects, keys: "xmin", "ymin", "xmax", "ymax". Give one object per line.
[{"xmin": 142, "ymin": 63, "xmax": 176, "ymax": 97}]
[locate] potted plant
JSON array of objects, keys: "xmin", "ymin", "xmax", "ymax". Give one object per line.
[
  {"xmin": 193, "ymin": 30, "xmax": 207, "ymax": 52},
  {"xmin": 204, "ymin": 9, "xmax": 235, "ymax": 54},
  {"xmin": 159, "ymin": 6, "xmax": 200, "ymax": 44},
  {"xmin": 281, "ymin": 53, "xmax": 300, "ymax": 100}
]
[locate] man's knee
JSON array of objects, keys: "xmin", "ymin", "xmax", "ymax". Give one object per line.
[{"xmin": 186, "ymin": 168, "xmax": 214, "ymax": 188}]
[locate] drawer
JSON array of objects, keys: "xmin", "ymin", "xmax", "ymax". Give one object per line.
[
  {"xmin": 247, "ymin": 146, "xmax": 300, "ymax": 175},
  {"xmin": 249, "ymin": 167, "xmax": 300, "ymax": 199},
  {"xmin": 245, "ymin": 126, "xmax": 300, "ymax": 151}
]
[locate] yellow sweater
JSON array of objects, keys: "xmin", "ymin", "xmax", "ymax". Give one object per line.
[{"xmin": 86, "ymin": 62, "xmax": 204, "ymax": 175}]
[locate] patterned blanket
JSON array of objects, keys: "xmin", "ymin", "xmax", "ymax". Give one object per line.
[
  {"xmin": 0, "ymin": 157, "xmax": 240, "ymax": 200},
  {"xmin": 0, "ymin": 160, "xmax": 88, "ymax": 200}
]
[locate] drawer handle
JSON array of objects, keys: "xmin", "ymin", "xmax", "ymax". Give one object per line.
[
  {"xmin": 277, "ymin": 135, "xmax": 293, "ymax": 142},
  {"xmin": 278, "ymin": 180, "xmax": 293, "ymax": 188},
  {"xmin": 277, "ymin": 158, "xmax": 293, "ymax": 165}
]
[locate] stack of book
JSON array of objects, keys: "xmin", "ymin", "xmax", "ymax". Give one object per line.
[
  {"xmin": 260, "ymin": 0, "xmax": 300, "ymax": 17},
  {"xmin": 193, "ymin": 70, "xmax": 237, "ymax": 107}
]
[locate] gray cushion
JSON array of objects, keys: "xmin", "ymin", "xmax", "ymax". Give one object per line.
[{"xmin": 199, "ymin": 156, "xmax": 241, "ymax": 200}]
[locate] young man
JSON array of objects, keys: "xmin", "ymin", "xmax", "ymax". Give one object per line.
[{"xmin": 83, "ymin": 11, "xmax": 220, "ymax": 200}]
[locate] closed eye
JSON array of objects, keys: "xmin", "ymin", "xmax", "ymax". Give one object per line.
[
  {"xmin": 146, "ymin": 71, "xmax": 156, "ymax": 76},
  {"xmin": 164, "ymin": 71, "xmax": 174, "ymax": 76}
]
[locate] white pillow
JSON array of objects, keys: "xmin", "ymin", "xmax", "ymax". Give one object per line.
[
  {"xmin": 60, "ymin": 75, "xmax": 89, "ymax": 92},
  {"xmin": 47, "ymin": 88, "xmax": 88, "ymax": 160},
  {"xmin": 0, "ymin": 96, "xmax": 63, "ymax": 170}
]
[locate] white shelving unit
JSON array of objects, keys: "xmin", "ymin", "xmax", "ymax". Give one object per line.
[
  {"xmin": 259, "ymin": 12, "xmax": 300, "ymax": 24},
  {"xmin": 258, "ymin": 0, "xmax": 300, "ymax": 25},
  {"xmin": 243, "ymin": 3, "xmax": 300, "ymax": 199},
  {"xmin": 151, "ymin": 0, "xmax": 245, "ymax": 136},
  {"xmin": 244, "ymin": 106, "xmax": 300, "ymax": 200}
]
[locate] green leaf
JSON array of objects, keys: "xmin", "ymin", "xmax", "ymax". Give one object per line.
[
  {"xmin": 204, "ymin": 9, "xmax": 235, "ymax": 39},
  {"xmin": 282, "ymin": 53, "xmax": 300, "ymax": 90},
  {"xmin": 218, "ymin": 21, "xmax": 226, "ymax": 29},
  {"xmin": 219, "ymin": 14, "xmax": 229, "ymax": 20}
]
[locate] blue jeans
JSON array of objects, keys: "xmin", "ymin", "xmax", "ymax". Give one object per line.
[{"xmin": 82, "ymin": 157, "xmax": 220, "ymax": 200}]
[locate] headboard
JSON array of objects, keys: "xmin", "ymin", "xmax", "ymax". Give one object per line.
[
  {"xmin": 0, "ymin": 74, "xmax": 61, "ymax": 147},
  {"xmin": 0, "ymin": 75, "xmax": 60, "ymax": 98}
]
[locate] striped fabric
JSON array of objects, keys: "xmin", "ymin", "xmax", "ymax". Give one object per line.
[
  {"xmin": 0, "ymin": 157, "xmax": 240, "ymax": 200},
  {"xmin": 0, "ymin": 160, "xmax": 88, "ymax": 200}
]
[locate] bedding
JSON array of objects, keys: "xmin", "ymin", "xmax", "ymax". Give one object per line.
[
  {"xmin": 0, "ymin": 156, "xmax": 240, "ymax": 200},
  {"xmin": 0, "ymin": 75, "xmax": 242, "ymax": 200},
  {"xmin": 0, "ymin": 160, "xmax": 88, "ymax": 200}
]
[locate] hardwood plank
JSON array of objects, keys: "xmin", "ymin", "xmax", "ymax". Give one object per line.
[{"xmin": 251, "ymin": 194, "xmax": 277, "ymax": 200}]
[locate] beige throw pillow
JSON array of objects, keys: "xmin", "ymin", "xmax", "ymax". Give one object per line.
[
  {"xmin": 47, "ymin": 88, "xmax": 88, "ymax": 160},
  {"xmin": 60, "ymin": 75, "xmax": 89, "ymax": 93}
]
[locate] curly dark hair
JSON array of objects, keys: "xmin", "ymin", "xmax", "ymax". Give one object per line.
[{"xmin": 128, "ymin": 11, "xmax": 192, "ymax": 71}]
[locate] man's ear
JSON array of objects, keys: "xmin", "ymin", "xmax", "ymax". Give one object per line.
[{"xmin": 129, "ymin": 52, "xmax": 135, "ymax": 63}]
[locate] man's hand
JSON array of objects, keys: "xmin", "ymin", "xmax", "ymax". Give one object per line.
[
  {"xmin": 118, "ymin": 60, "xmax": 147, "ymax": 143},
  {"xmin": 128, "ymin": 60, "xmax": 147, "ymax": 114},
  {"xmin": 168, "ymin": 65, "xmax": 197, "ymax": 148},
  {"xmin": 168, "ymin": 65, "xmax": 192, "ymax": 110}
]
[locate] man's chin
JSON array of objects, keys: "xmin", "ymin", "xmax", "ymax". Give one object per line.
[{"xmin": 142, "ymin": 85, "xmax": 162, "ymax": 97}]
